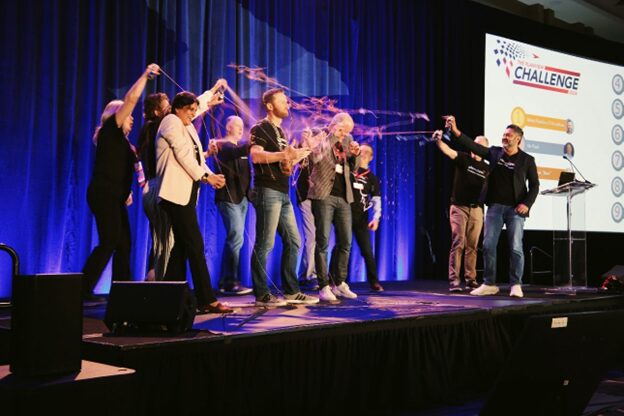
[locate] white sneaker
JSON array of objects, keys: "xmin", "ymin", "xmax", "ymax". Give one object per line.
[
  {"xmin": 510, "ymin": 284, "xmax": 524, "ymax": 298},
  {"xmin": 470, "ymin": 284, "xmax": 500, "ymax": 296},
  {"xmin": 319, "ymin": 285, "xmax": 337, "ymax": 302},
  {"xmin": 332, "ymin": 282, "xmax": 357, "ymax": 299},
  {"xmin": 284, "ymin": 292, "xmax": 320, "ymax": 304}
]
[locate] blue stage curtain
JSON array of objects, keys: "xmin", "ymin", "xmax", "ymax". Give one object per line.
[
  {"xmin": 6, "ymin": 0, "xmax": 624, "ymax": 299},
  {"xmin": 0, "ymin": 0, "xmax": 479, "ymax": 296}
]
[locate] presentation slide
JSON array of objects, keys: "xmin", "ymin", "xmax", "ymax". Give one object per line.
[{"xmin": 484, "ymin": 33, "xmax": 624, "ymax": 232}]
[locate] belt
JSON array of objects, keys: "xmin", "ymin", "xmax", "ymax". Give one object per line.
[{"xmin": 452, "ymin": 203, "xmax": 482, "ymax": 208}]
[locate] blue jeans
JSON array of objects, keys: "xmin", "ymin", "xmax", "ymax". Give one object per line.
[
  {"xmin": 251, "ymin": 187, "xmax": 301, "ymax": 299},
  {"xmin": 483, "ymin": 203, "xmax": 526, "ymax": 286},
  {"xmin": 312, "ymin": 195, "xmax": 353, "ymax": 288},
  {"xmin": 217, "ymin": 198, "xmax": 248, "ymax": 287},
  {"xmin": 297, "ymin": 199, "xmax": 316, "ymax": 280}
]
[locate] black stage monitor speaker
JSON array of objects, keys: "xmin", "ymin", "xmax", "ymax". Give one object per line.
[
  {"xmin": 480, "ymin": 309, "xmax": 624, "ymax": 416},
  {"xmin": 104, "ymin": 281, "xmax": 197, "ymax": 335},
  {"xmin": 10, "ymin": 273, "xmax": 83, "ymax": 377}
]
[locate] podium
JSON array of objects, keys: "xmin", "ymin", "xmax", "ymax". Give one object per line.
[{"xmin": 541, "ymin": 180, "xmax": 596, "ymax": 291}]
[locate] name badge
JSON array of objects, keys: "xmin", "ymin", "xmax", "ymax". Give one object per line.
[
  {"xmin": 353, "ymin": 182, "xmax": 364, "ymax": 190},
  {"xmin": 335, "ymin": 164, "xmax": 344, "ymax": 174}
]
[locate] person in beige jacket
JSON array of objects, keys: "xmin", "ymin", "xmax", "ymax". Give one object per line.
[{"xmin": 155, "ymin": 88, "xmax": 232, "ymax": 314}]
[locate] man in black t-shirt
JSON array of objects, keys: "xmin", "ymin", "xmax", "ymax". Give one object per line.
[
  {"xmin": 249, "ymin": 88, "xmax": 319, "ymax": 307},
  {"xmin": 435, "ymin": 133, "xmax": 489, "ymax": 292},
  {"xmin": 442, "ymin": 116, "xmax": 539, "ymax": 298}
]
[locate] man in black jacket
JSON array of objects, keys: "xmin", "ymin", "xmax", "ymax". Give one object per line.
[
  {"xmin": 214, "ymin": 115, "xmax": 253, "ymax": 295},
  {"xmin": 442, "ymin": 116, "xmax": 539, "ymax": 298}
]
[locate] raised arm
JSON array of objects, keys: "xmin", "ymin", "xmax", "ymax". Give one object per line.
[
  {"xmin": 432, "ymin": 130, "xmax": 458, "ymax": 160},
  {"xmin": 115, "ymin": 64, "xmax": 160, "ymax": 127},
  {"xmin": 194, "ymin": 78, "xmax": 228, "ymax": 120},
  {"xmin": 444, "ymin": 115, "xmax": 489, "ymax": 158}
]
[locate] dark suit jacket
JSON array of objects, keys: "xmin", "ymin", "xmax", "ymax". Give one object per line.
[
  {"xmin": 307, "ymin": 132, "xmax": 360, "ymax": 202},
  {"xmin": 455, "ymin": 133, "xmax": 540, "ymax": 211}
]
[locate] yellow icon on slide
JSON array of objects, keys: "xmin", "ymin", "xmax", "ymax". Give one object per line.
[
  {"xmin": 510, "ymin": 106, "xmax": 569, "ymax": 133},
  {"xmin": 511, "ymin": 107, "xmax": 527, "ymax": 128}
]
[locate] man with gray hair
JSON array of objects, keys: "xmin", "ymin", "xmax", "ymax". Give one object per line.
[{"xmin": 308, "ymin": 112, "xmax": 361, "ymax": 301}]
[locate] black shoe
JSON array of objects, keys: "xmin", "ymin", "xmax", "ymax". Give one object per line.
[
  {"xmin": 465, "ymin": 280, "xmax": 480, "ymax": 290},
  {"xmin": 83, "ymin": 293, "xmax": 107, "ymax": 303},
  {"xmin": 449, "ymin": 285, "xmax": 463, "ymax": 293},
  {"xmin": 219, "ymin": 284, "xmax": 253, "ymax": 296},
  {"xmin": 299, "ymin": 278, "xmax": 319, "ymax": 291}
]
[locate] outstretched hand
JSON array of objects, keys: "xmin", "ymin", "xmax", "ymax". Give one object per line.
[
  {"xmin": 432, "ymin": 130, "xmax": 443, "ymax": 142},
  {"xmin": 443, "ymin": 115, "xmax": 461, "ymax": 137},
  {"xmin": 145, "ymin": 63, "xmax": 161, "ymax": 79}
]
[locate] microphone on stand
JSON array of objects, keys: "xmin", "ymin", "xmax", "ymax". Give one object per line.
[{"xmin": 563, "ymin": 154, "xmax": 591, "ymax": 184}]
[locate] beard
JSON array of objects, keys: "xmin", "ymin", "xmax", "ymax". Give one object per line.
[{"xmin": 274, "ymin": 107, "xmax": 289, "ymax": 119}]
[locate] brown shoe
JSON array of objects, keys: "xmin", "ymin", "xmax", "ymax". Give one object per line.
[
  {"xmin": 465, "ymin": 280, "xmax": 480, "ymax": 290},
  {"xmin": 370, "ymin": 283, "xmax": 385, "ymax": 292},
  {"xmin": 197, "ymin": 302, "xmax": 233, "ymax": 314}
]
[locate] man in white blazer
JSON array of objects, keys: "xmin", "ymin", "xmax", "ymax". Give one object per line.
[{"xmin": 155, "ymin": 89, "xmax": 232, "ymax": 314}]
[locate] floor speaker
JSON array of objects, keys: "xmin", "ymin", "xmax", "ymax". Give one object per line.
[
  {"xmin": 10, "ymin": 273, "xmax": 83, "ymax": 377},
  {"xmin": 104, "ymin": 281, "xmax": 197, "ymax": 335}
]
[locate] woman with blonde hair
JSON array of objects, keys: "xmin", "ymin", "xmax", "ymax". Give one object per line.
[{"xmin": 82, "ymin": 64, "xmax": 160, "ymax": 302}]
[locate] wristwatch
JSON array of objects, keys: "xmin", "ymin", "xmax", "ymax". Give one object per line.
[{"xmin": 202, "ymin": 172, "xmax": 210, "ymax": 182}]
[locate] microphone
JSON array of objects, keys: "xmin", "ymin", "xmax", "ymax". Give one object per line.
[
  {"xmin": 442, "ymin": 126, "xmax": 453, "ymax": 141},
  {"xmin": 563, "ymin": 155, "xmax": 591, "ymax": 184}
]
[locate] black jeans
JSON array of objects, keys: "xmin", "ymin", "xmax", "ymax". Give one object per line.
[
  {"xmin": 160, "ymin": 183, "xmax": 217, "ymax": 306},
  {"xmin": 82, "ymin": 184, "xmax": 131, "ymax": 295},
  {"xmin": 351, "ymin": 211, "xmax": 379, "ymax": 285}
]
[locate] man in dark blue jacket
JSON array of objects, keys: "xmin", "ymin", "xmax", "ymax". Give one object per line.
[{"xmin": 442, "ymin": 116, "xmax": 539, "ymax": 298}]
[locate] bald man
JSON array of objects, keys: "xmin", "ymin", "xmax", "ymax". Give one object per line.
[{"xmin": 214, "ymin": 115, "xmax": 253, "ymax": 295}]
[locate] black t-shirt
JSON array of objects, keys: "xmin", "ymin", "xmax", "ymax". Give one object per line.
[
  {"xmin": 215, "ymin": 141, "xmax": 251, "ymax": 204},
  {"xmin": 137, "ymin": 118, "xmax": 162, "ymax": 181},
  {"xmin": 488, "ymin": 152, "xmax": 518, "ymax": 206},
  {"xmin": 250, "ymin": 119, "xmax": 289, "ymax": 194},
  {"xmin": 91, "ymin": 116, "xmax": 136, "ymax": 199},
  {"xmin": 351, "ymin": 167, "xmax": 381, "ymax": 216},
  {"xmin": 330, "ymin": 161, "xmax": 347, "ymax": 199},
  {"xmin": 451, "ymin": 152, "xmax": 488, "ymax": 206}
]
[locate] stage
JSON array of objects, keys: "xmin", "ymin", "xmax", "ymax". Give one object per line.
[{"xmin": 1, "ymin": 280, "xmax": 624, "ymax": 415}]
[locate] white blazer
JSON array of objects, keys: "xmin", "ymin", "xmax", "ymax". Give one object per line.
[{"xmin": 155, "ymin": 113, "xmax": 213, "ymax": 206}]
